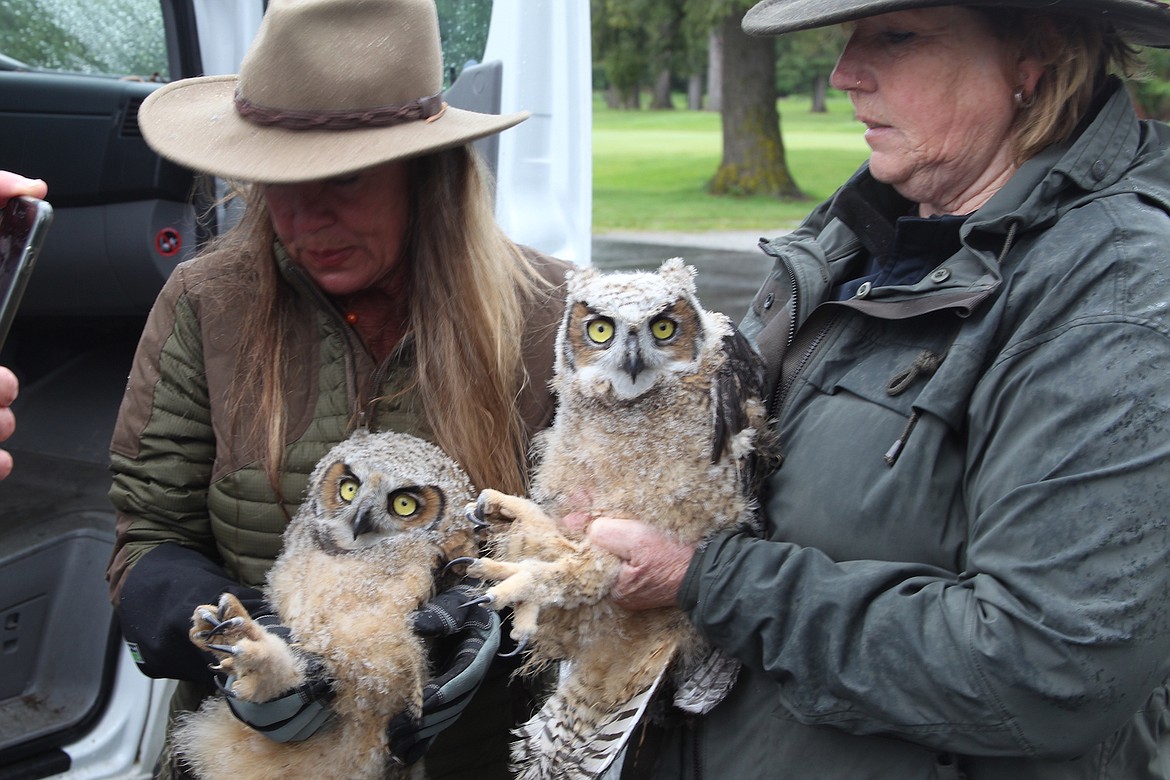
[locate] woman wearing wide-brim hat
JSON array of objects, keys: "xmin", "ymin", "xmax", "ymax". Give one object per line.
[
  {"xmin": 103, "ymin": 0, "xmax": 570, "ymax": 777},
  {"xmin": 588, "ymin": 1, "xmax": 1170, "ymax": 778}
]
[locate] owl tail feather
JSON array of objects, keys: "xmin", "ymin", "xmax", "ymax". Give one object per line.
[{"xmin": 511, "ymin": 664, "xmax": 667, "ymax": 780}]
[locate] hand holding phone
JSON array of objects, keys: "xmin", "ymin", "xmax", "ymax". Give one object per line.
[
  {"xmin": 0, "ymin": 195, "xmax": 53, "ymax": 351},
  {"xmin": 0, "ymin": 365, "xmax": 16, "ymax": 479}
]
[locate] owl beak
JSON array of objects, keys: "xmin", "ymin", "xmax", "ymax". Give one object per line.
[
  {"xmin": 622, "ymin": 332, "xmax": 644, "ymax": 381},
  {"xmin": 352, "ymin": 506, "xmax": 375, "ymax": 539}
]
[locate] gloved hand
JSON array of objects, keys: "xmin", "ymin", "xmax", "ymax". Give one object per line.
[
  {"xmin": 386, "ymin": 583, "xmax": 501, "ymax": 765},
  {"xmin": 214, "ymin": 614, "xmax": 337, "ymax": 743}
]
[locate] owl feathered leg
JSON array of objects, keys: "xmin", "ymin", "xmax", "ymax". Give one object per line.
[{"xmin": 466, "ymin": 489, "xmax": 620, "ymax": 646}]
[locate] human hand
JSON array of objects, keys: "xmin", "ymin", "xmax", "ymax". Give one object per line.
[
  {"xmin": 0, "ymin": 170, "xmax": 46, "ymax": 481},
  {"xmin": 588, "ymin": 517, "xmax": 697, "ymax": 611},
  {"xmin": 386, "ymin": 584, "xmax": 501, "ymax": 765},
  {"xmin": 0, "ymin": 366, "xmax": 18, "ymax": 480},
  {"xmin": 0, "ymin": 170, "xmax": 47, "ymax": 205}
]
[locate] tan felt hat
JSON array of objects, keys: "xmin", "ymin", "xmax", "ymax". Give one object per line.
[{"xmin": 138, "ymin": 0, "xmax": 528, "ymax": 183}]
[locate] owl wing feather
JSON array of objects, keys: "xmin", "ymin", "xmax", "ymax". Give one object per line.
[
  {"xmin": 710, "ymin": 327, "xmax": 766, "ymax": 464},
  {"xmin": 710, "ymin": 326, "xmax": 779, "ymax": 522}
]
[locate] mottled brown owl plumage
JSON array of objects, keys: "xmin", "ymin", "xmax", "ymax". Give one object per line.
[
  {"xmin": 173, "ymin": 430, "xmax": 478, "ymax": 780},
  {"xmin": 467, "ymin": 257, "xmax": 770, "ymax": 779}
]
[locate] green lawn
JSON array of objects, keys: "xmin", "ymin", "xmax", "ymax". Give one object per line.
[{"xmin": 592, "ymin": 93, "xmax": 870, "ymax": 233}]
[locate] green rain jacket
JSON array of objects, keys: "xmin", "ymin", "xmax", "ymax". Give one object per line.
[{"xmin": 659, "ymin": 79, "xmax": 1170, "ymax": 779}]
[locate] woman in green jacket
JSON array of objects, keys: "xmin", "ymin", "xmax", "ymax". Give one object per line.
[
  {"xmin": 599, "ymin": 1, "xmax": 1170, "ymax": 777},
  {"xmin": 104, "ymin": 0, "xmax": 569, "ymax": 777}
]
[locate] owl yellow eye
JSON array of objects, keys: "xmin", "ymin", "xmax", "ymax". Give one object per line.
[
  {"xmin": 650, "ymin": 318, "xmax": 677, "ymax": 341},
  {"xmin": 390, "ymin": 491, "xmax": 419, "ymax": 517},
  {"xmin": 586, "ymin": 318, "xmax": 615, "ymax": 344},
  {"xmin": 338, "ymin": 477, "xmax": 360, "ymax": 503}
]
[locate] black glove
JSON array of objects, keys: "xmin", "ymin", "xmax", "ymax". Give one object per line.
[
  {"xmin": 215, "ymin": 614, "xmax": 337, "ymax": 743},
  {"xmin": 117, "ymin": 543, "xmax": 268, "ymax": 684},
  {"xmin": 386, "ymin": 583, "xmax": 501, "ymax": 765}
]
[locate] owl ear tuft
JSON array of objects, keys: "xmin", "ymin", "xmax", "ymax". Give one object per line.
[{"xmin": 659, "ymin": 257, "xmax": 697, "ymax": 293}]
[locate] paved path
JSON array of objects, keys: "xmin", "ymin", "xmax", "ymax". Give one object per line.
[{"xmin": 591, "ymin": 231, "xmax": 782, "ymax": 324}]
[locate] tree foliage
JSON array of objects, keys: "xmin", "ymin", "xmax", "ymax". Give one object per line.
[
  {"xmin": 592, "ymin": 0, "xmax": 651, "ymax": 108},
  {"xmin": 1130, "ymin": 47, "xmax": 1170, "ymax": 120},
  {"xmin": 776, "ymin": 27, "xmax": 843, "ymax": 111}
]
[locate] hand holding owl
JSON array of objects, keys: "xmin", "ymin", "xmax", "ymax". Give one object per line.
[{"xmin": 587, "ymin": 516, "xmax": 697, "ymax": 611}]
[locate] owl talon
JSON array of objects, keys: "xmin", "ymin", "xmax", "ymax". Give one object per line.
[
  {"xmin": 443, "ymin": 555, "xmax": 478, "ymax": 573},
  {"xmin": 206, "ymin": 643, "xmax": 240, "ymax": 656},
  {"xmin": 459, "ymin": 594, "xmax": 494, "ymax": 609},
  {"xmin": 204, "ymin": 616, "xmax": 246, "ymax": 638},
  {"xmin": 464, "ymin": 504, "xmax": 490, "ymax": 529},
  {"xmin": 498, "ymin": 637, "xmax": 528, "ymax": 658}
]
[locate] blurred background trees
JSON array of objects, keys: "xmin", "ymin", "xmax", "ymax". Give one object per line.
[{"xmin": 591, "ymin": 0, "xmax": 1170, "ymax": 200}]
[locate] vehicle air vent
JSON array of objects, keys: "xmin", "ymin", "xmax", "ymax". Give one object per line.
[{"xmin": 120, "ymin": 98, "xmax": 145, "ymax": 137}]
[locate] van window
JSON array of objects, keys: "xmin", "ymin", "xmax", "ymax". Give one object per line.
[
  {"xmin": 0, "ymin": 0, "xmax": 168, "ymax": 79},
  {"xmin": 437, "ymin": 0, "xmax": 492, "ymax": 87}
]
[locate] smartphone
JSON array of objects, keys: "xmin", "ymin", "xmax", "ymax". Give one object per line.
[{"xmin": 0, "ymin": 196, "xmax": 53, "ymax": 351}]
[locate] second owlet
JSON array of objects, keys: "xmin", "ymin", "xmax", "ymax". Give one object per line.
[
  {"xmin": 172, "ymin": 429, "xmax": 478, "ymax": 780},
  {"xmin": 466, "ymin": 257, "xmax": 771, "ymax": 779}
]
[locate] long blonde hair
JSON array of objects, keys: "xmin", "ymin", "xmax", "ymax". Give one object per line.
[{"xmin": 210, "ymin": 145, "xmax": 544, "ymax": 506}]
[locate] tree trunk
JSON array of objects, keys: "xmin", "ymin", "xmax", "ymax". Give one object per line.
[
  {"xmin": 705, "ymin": 28, "xmax": 722, "ymax": 112},
  {"xmin": 687, "ymin": 72, "xmax": 703, "ymax": 110},
  {"xmin": 810, "ymin": 71, "xmax": 828, "ymax": 113},
  {"xmin": 607, "ymin": 82, "xmax": 641, "ymax": 110},
  {"xmin": 710, "ymin": 11, "xmax": 803, "ymax": 198},
  {"xmin": 650, "ymin": 68, "xmax": 674, "ymax": 109},
  {"xmin": 604, "ymin": 84, "xmax": 622, "ymax": 110}
]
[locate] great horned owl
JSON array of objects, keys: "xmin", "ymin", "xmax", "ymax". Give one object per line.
[
  {"xmin": 466, "ymin": 257, "xmax": 769, "ymax": 779},
  {"xmin": 173, "ymin": 430, "xmax": 478, "ymax": 780}
]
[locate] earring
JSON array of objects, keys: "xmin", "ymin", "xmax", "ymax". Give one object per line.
[{"xmin": 1014, "ymin": 88, "xmax": 1035, "ymax": 109}]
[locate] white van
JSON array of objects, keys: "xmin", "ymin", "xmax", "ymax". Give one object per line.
[{"xmin": 0, "ymin": 2, "xmax": 590, "ymax": 777}]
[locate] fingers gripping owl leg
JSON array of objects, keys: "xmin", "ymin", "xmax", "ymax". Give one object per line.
[{"xmin": 189, "ymin": 593, "xmax": 304, "ymax": 702}]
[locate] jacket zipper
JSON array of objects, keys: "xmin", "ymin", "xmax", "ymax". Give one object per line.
[
  {"xmin": 285, "ymin": 261, "xmax": 366, "ymax": 427},
  {"xmin": 770, "ymin": 307, "xmax": 840, "ymax": 418},
  {"xmin": 686, "ymin": 716, "xmax": 703, "ymax": 780}
]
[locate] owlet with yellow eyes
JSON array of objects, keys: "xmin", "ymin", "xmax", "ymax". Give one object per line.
[
  {"xmin": 172, "ymin": 430, "xmax": 478, "ymax": 780},
  {"xmin": 465, "ymin": 257, "xmax": 772, "ymax": 779}
]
